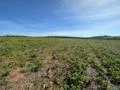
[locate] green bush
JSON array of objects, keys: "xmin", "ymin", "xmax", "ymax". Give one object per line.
[
  {"xmin": 0, "ymin": 70, "xmax": 9, "ymax": 77},
  {"xmin": 26, "ymin": 59, "xmax": 42, "ymax": 72},
  {"xmin": 63, "ymin": 58, "xmax": 88, "ymax": 90}
]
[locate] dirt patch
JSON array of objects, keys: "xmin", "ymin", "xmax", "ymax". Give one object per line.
[
  {"xmin": 0, "ymin": 87, "xmax": 6, "ymax": 90},
  {"xmin": 84, "ymin": 66, "xmax": 101, "ymax": 90},
  {"xmin": 84, "ymin": 81, "xmax": 101, "ymax": 90},
  {"xmin": 43, "ymin": 56, "xmax": 52, "ymax": 64},
  {"xmin": 6, "ymin": 55, "xmax": 70, "ymax": 90},
  {"xmin": 70, "ymin": 48, "xmax": 76, "ymax": 53},
  {"xmin": 29, "ymin": 59, "xmax": 70, "ymax": 90},
  {"xmin": 8, "ymin": 68, "xmax": 25, "ymax": 82},
  {"xmin": 5, "ymin": 68, "xmax": 26, "ymax": 90},
  {"xmin": 85, "ymin": 66, "xmax": 98, "ymax": 78}
]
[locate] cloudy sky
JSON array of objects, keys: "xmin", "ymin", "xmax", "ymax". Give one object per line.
[{"xmin": 0, "ymin": 0, "xmax": 120, "ymax": 36}]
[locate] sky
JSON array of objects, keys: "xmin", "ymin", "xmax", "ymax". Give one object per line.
[{"xmin": 0, "ymin": 0, "xmax": 120, "ymax": 37}]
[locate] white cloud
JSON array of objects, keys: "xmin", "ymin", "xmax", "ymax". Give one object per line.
[
  {"xmin": 47, "ymin": 0, "xmax": 120, "ymax": 36},
  {"xmin": 57, "ymin": 0, "xmax": 120, "ymax": 22}
]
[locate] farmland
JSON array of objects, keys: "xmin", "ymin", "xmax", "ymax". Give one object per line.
[{"xmin": 0, "ymin": 37, "xmax": 120, "ymax": 90}]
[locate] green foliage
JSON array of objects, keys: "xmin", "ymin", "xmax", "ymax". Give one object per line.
[
  {"xmin": 63, "ymin": 58, "xmax": 88, "ymax": 90},
  {"xmin": 0, "ymin": 80, "xmax": 5, "ymax": 85},
  {"xmin": 0, "ymin": 37, "xmax": 120, "ymax": 89},
  {"xmin": 25, "ymin": 58, "xmax": 42, "ymax": 72},
  {"xmin": 0, "ymin": 70, "xmax": 9, "ymax": 77}
]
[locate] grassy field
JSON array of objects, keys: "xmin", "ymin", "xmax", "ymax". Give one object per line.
[{"xmin": 0, "ymin": 37, "xmax": 120, "ymax": 90}]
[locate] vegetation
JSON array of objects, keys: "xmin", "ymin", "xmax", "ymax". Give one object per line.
[{"xmin": 0, "ymin": 37, "xmax": 120, "ymax": 90}]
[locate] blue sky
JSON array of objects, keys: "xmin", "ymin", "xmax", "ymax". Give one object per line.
[{"xmin": 0, "ymin": 0, "xmax": 120, "ymax": 37}]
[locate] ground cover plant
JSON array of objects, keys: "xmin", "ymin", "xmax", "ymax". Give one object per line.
[{"xmin": 0, "ymin": 37, "xmax": 120, "ymax": 90}]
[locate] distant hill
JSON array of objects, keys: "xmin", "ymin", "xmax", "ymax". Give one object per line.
[
  {"xmin": 46, "ymin": 35, "xmax": 120, "ymax": 40},
  {"xmin": 0, "ymin": 35, "xmax": 120, "ymax": 40},
  {"xmin": 45, "ymin": 36, "xmax": 85, "ymax": 39},
  {"xmin": 0, "ymin": 35, "xmax": 28, "ymax": 37},
  {"xmin": 90, "ymin": 35, "xmax": 120, "ymax": 40}
]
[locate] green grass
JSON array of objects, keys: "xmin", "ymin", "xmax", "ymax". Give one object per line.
[{"xmin": 0, "ymin": 37, "xmax": 120, "ymax": 90}]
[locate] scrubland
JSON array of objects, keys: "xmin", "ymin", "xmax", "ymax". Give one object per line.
[{"xmin": 0, "ymin": 37, "xmax": 120, "ymax": 90}]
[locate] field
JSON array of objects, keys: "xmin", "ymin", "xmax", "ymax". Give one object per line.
[{"xmin": 0, "ymin": 37, "xmax": 120, "ymax": 90}]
